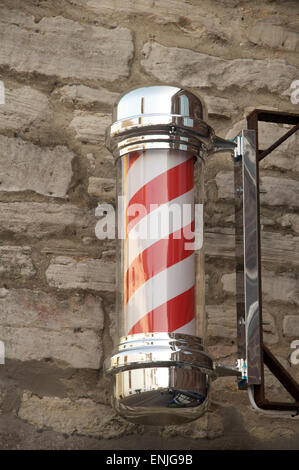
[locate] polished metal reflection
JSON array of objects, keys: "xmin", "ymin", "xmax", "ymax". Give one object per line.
[
  {"xmin": 113, "ymin": 367, "xmax": 209, "ymax": 425},
  {"xmin": 113, "ymin": 86, "xmax": 205, "ymax": 121},
  {"xmin": 105, "ymin": 86, "xmax": 236, "ymax": 158},
  {"xmin": 105, "ymin": 332, "xmax": 213, "ymax": 374},
  {"xmin": 234, "ymin": 136, "xmax": 247, "ymax": 381},
  {"xmin": 242, "ymin": 129, "xmax": 262, "ymax": 385},
  {"xmin": 105, "ymin": 333, "xmax": 212, "ymax": 425}
]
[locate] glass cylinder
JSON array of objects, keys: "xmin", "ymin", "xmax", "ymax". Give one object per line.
[{"xmin": 116, "ymin": 148, "xmax": 205, "ymax": 342}]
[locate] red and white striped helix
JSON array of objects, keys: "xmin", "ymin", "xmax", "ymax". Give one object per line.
[{"xmin": 122, "ymin": 148, "xmax": 195, "ymax": 336}]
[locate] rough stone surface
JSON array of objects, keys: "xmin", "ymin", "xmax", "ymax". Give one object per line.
[
  {"xmin": 260, "ymin": 176, "xmax": 299, "ymax": 208},
  {"xmin": 0, "ymin": 86, "xmax": 52, "ymax": 132},
  {"xmin": 207, "ymin": 305, "xmax": 278, "ymax": 345},
  {"xmin": 69, "ymin": 0, "xmax": 232, "ymax": 39},
  {"xmin": 0, "ymin": 0, "xmax": 299, "ymax": 450},
  {"xmin": 69, "ymin": 112, "xmax": 111, "ymax": 143},
  {"xmin": 88, "ymin": 177, "xmax": 116, "ymax": 202},
  {"xmin": 0, "ymin": 246, "xmax": 35, "ymax": 279},
  {"xmin": 222, "ymin": 270, "xmax": 299, "ymax": 306},
  {"xmin": 278, "ymin": 214, "xmax": 299, "ymax": 235},
  {"xmin": 260, "ymin": 152, "xmax": 299, "ymax": 173},
  {"xmin": 216, "ymin": 172, "xmax": 299, "ymax": 209},
  {"xmin": 206, "ymin": 228, "xmax": 299, "ymax": 267},
  {"xmin": 0, "ymin": 327, "xmax": 101, "ymax": 370},
  {"xmin": 53, "ymin": 85, "xmax": 119, "ymax": 108},
  {"xmin": 0, "ymin": 288, "xmax": 104, "ymax": 368},
  {"xmin": 161, "ymin": 411, "xmax": 224, "ymax": 440},
  {"xmin": 0, "ymin": 203, "xmax": 95, "ymax": 239},
  {"xmin": 228, "ymin": 401, "xmax": 299, "ymax": 442},
  {"xmin": 0, "ymin": 9, "xmax": 134, "ymax": 81},
  {"xmin": 46, "ymin": 257, "xmax": 115, "ymax": 292},
  {"xmin": 0, "ymin": 288, "xmax": 104, "ymax": 330},
  {"xmin": 18, "ymin": 392, "xmax": 140, "ymax": 438},
  {"xmin": 205, "ymin": 95, "xmax": 237, "ymax": 119},
  {"xmin": 248, "ymin": 21, "xmax": 299, "ymax": 52},
  {"xmin": 0, "ymin": 135, "xmax": 74, "ymax": 197},
  {"xmin": 207, "ymin": 304, "xmax": 237, "ymax": 340},
  {"xmin": 141, "ymin": 42, "xmax": 298, "ymax": 92},
  {"xmin": 257, "ymin": 123, "xmax": 299, "ymax": 156},
  {"xmin": 283, "ymin": 316, "xmax": 299, "ymax": 337}
]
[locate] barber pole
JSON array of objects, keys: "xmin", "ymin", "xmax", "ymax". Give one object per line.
[{"xmin": 105, "ymin": 86, "xmax": 236, "ymax": 425}]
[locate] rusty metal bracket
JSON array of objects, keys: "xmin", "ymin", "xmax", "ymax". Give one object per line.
[{"xmin": 235, "ymin": 109, "xmax": 299, "ymax": 414}]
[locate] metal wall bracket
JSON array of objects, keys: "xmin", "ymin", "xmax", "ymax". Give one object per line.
[{"xmin": 234, "ymin": 109, "xmax": 299, "ymax": 414}]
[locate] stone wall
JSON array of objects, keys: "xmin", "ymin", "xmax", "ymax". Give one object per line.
[{"xmin": 0, "ymin": 0, "xmax": 298, "ymax": 450}]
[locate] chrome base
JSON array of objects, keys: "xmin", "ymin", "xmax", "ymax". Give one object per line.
[{"xmin": 105, "ymin": 333, "xmax": 214, "ymax": 425}]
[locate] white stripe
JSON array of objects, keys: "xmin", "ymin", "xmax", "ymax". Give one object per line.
[
  {"xmin": 126, "ymin": 254, "xmax": 195, "ymax": 334},
  {"xmin": 172, "ymin": 318, "xmax": 195, "ymax": 335},
  {"xmin": 126, "ymin": 150, "xmax": 189, "ymax": 206},
  {"xmin": 126, "ymin": 188, "xmax": 194, "ymax": 269}
]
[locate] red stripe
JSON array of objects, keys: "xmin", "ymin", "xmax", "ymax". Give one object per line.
[
  {"xmin": 128, "ymin": 286, "xmax": 195, "ymax": 334},
  {"xmin": 128, "ymin": 151, "xmax": 142, "ymax": 170},
  {"xmin": 125, "ymin": 221, "xmax": 195, "ymax": 303},
  {"xmin": 127, "ymin": 157, "xmax": 194, "ymax": 232}
]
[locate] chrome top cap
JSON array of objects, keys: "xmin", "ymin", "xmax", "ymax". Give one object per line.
[
  {"xmin": 112, "ymin": 85, "xmax": 206, "ymax": 122},
  {"xmin": 105, "ymin": 85, "xmax": 236, "ymax": 159}
]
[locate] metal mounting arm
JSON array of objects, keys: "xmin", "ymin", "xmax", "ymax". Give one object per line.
[{"xmin": 234, "ymin": 110, "xmax": 299, "ymax": 416}]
